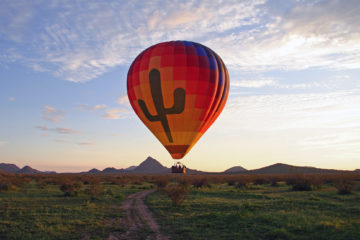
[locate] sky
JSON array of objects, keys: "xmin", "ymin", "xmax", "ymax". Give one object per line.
[{"xmin": 0, "ymin": 0, "xmax": 359, "ymax": 172}]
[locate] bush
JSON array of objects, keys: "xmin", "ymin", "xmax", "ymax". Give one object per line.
[
  {"xmin": 236, "ymin": 180, "xmax": 249, "ymax": 190},
  {"xmin": 59, "ymin": 181, "xmax": 82, "ymax": 196},
  {"xmin": 86, "ymin": 180, "xmax": 103, "ymax": 200},
  {"xmin": 192, "ymin": 177, "xmax": 211, "ymax": 188},
  {"xmin": 253, "ymin": 176, "xmax": 268, "ymax": 185},
  {"xmin": 287, "ymin": 175, "xmax": 313, "ymax": 191},
  {"xmin": 154, "ymin": 176, "xmax": 169, "ymax": 190},
  {"xmin": 164, "ymin": 183, "xmax": 190, "ymax": 206},
  {"xmin": 227, "ymin": 178, "xmax": 237, "ymax": 186},
  {"xmin": 0, "ymin": 177, "xmax": 12, "ymax": 192},
  {"xmin": 335, "ymin": 178, "xmax": 354, "ymax": 195}
]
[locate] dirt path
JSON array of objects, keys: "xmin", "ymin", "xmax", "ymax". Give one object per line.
[{"xmin": 107, "ymin": 189, "xmax": 169, "ymax": 240}]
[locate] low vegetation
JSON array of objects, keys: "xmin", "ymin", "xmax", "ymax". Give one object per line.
[
  {"xmin": 147, "ymin": 173, "xmax": 360, "ymax": 240},
  {"xmin": 0, "ymin": 172, "xmax": 359, "ymax": 239},
  {"xmin": 0, "ymin": 172, "xmax": 152, "ymax": 239}
]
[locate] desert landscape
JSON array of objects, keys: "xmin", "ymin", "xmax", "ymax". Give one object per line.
[
  {"xmin": 1, "ymin": 157, "xmax": 359, "ymax": 239},
  {"xmin": 1, "ymin": 0, "xmax": 360, "ymax": 239}
]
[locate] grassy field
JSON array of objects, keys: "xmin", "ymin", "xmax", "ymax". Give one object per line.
[
  {"xmin": 0, "ymin": 176, "xmax": 151, "ymax": 240},
  {"xmin": 146, "ymin": 179, "xmax": 360, "ymax": 240},
  {"xmin": 0, "ymin": 173, "xmax": 359, "ymax": 239}
]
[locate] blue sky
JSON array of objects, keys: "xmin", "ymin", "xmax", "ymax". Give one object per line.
[{"xmin": 1, "ymin": 0, "xmax": 359, "ymax": 172}]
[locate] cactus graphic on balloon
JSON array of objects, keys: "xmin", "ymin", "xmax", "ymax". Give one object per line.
[{"xmin": 137, "ymin": 69, "xmax": 186, "ymax": 143}]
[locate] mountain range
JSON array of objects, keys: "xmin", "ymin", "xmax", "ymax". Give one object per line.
[{"xmin": 0, "ymin": 157, "xmax": 357, "ymax": 175}]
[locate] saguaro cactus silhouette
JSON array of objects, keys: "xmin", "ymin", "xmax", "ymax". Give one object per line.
[{"xmin": 138, "ymin": 69, "xmax": 186, "ymax": 143}]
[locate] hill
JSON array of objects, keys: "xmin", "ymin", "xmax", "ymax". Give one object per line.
[
  {"xmin": 0, "ymin": 159, "xmax": 356, "ymax": 175},
  {"xmin": 17, "ymin": 166, "xmax": 41, "ymax": 174},
  {"xmin": 0, "ymin": 163, "xmax": 20, "ymax": 173},
  {"xmin": 244, "ymin": 163, "xmax": 350, "ymax": 175},
  {"xmin": 224, "ymin": 166, "xmax": 247, "ymax": 173},
  {"xmin": 132, "ymin": 156, "xmax": 168, "ymax": 173}
]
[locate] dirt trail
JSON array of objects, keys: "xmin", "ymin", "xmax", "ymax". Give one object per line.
[{"xmin": 107, "ymin": 189, "xmax": 169, "ymax": 240}]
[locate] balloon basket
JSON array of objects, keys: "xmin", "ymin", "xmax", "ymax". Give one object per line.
[{"xmin": 171, "ymin": 161, "xmax": 186, "ymax": 174}]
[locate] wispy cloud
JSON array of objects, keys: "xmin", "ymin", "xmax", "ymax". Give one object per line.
[
  {"xmin": 223, "ymin": 90, "xmax": 360, "ymax": 131},
  {"xmin": 1, "ymin": 0, "xmax": 359, "ymax": 81},
  {"xmin": 0, "ymin": 141, "xmax": 7, "ymax": 147},
  {"xmin": 36, "ymin": 125, "xmax": 77, "ymax": 134},
  {"xmin": 42, "ymin": 105, "xmax": 65, "ymax": 123},
  {"xmin": 8, "ymin": 97, "xmax": 16, "ymax": 101},
  {"xmin": 117, "ymin": 95, "xmax": 130, "ymax": 106},
  {"xmin": 231, "ymin": 78, "xmax": 277, "ymax": 88},
  {"xmin": 91, "ymin": 104, "xmax": 107, "ymax": 111},
  {"xmin": 298, "ymin": 132, "xmax": 360, "ymax": 151},
  {"xmin": 102, "ymin": 108, "xmax": 130, "ymax": 120},
  {"xmin": 77, "ymin": 141, "xmax": 95, "ymax": 146}
]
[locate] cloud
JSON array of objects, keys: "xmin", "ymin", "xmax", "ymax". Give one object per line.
[
  {"xmin": 0, "ymin": 141, "xmax": 6, "ymax": 147},
  {"xmin": 77, "ymin": 142, "xmax": 95, "ymax": 146},
  {"xmin": 102, "ymin": 108, "xmax": 129, "ymax": 119},
  {"xmin": 298, "ymin": 132, "xmax": 360, "ymax": 151},
  {"xmin": 117, "ymin": 95, "xmax": 130, "ymax": 106},
  {"xmin": 223, "ymin": 90, "xmax": 360, "ymax": 131},
  {"xmin": 231, "ymin": 79, "xmax": 277, "ymax": 88},
  {"xmin": 42, "ymin": 105, "xmax": 65, "ymax": 123},
  {"xmin": 36, "ymin": 125, "xmax": 77, "ymax": 134},
  {"xmin": 8, "ymin": 97, "xmax": 15, "ymax": 101},
  {"xmin": 56, "ymin": 127, "xmax": 77, "ymax": 134},
  {"xmin": 0, "ymin": 0, "xmax": 266, "ymax": 82},
  {"xmin": 91, "ymin": 104, "xmax": 107, "ymax": 111},
  {"xmin": 1, "ymin": 0, "xmax": 359, "ymax": 81}
]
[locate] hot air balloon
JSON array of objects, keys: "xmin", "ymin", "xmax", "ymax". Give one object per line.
[{"xmin": 127, "ymin": 41, "xmax": 229, "ymax": 173}]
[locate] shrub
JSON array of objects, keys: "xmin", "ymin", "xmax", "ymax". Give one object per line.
[
  {"xmin": 86, "ymin": 180, "xmax": 103, "ymax": 200},
  {"xmin": 59, "ymin": 180, "xmax": 82, "ymax": 197},
  {"xmin": 0, "ymin": 177, "xmax": 12, "ymax": 192},
  {"xmin": 335, "ymin": 178, "xmax": 354, "ymax": 195},
  {"xmin": 192, "ymin": 177, "xmax": 211, "ymax": 188},
  {"xmin": 227, "ymin": 178, "xmax": 237, "ymax": 186},
  {"xmin": 164, "ymin": 183, "xmax": 190, "ymax": 206},
  {"xmin": 253, "ymin": 177, "xmax": 267, "ymax": 185},
  {"xmin": 36, "ymin": 179, "xmax": 48, "ymax": 189},
  {"xmin": 154, "ymin": 176, "xmax": 169, "ymax": 190},
  {"xmin": 287, "ymin": 175, "xmax": 313, "ymax": 191},
  {"xmin": 178, "ymin": 177, "xmax": 191, "ymax": 188},
  {"xmin": 236, "ymin": 180, "xmax": 249, "ymax": 190}
]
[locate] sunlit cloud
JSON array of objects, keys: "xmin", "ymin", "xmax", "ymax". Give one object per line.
[
  {"xmin": 102, "ymin": 108, "xmax": 130, "ymax": 120},
  {"xmin": 77, "ymin": 142, "xmax": 95, "ymax": 146},
  {"xmin": 8, "ymin": 97, "xmax": 16, "ymax": 101},
  {"xmin": 117, "ymin": 95, "xmax": 130, "ymax": 106},
  {"xmin": 0, "ymin": 0, "xmax": 268, "ymax": 82},
  {"xmin": 223, "ymin": 90, "xmax": 360, "ymax": 131},
  {"xmin": 91, "ymin": 104, "xmax": 107, "ymax": 111},
  {"xmin": 36, "ymin": 125, "xmax": 77, "ymax": 134},
  {"xmin": 297, "ymin": 132, "xmax": 360, "ymax": 151},
  {"xmin": 42, "ymin": 105, "xmax": 65, "ymax": 123},
  {"xmin": 231, "ymin": 79, "xmax": 277, "ymax": 88}
]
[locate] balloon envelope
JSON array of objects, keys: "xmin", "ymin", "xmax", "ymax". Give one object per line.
[{"xmin": 127, "ymin": 41, "xmax": 229, "ymax": 159}]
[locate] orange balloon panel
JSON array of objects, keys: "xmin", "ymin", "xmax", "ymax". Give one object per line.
[{"xmin": 127, "ymin": 41, "xmax": 229, "ymax": 159}]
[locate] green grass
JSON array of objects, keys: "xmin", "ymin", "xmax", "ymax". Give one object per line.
[
  {"xmin": 0, "ymin": 181, "xmax": 151, "ymax": 240},
  {"xmin": 146, "ymin": 182, "xmax": 360, "ymax": 240}
]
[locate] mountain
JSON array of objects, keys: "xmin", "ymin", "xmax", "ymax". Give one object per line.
[
  {"xmin": 87, "ymin": 168, "xmax": 101, "ymax": 174},
  {"xmin": 0, "ymin": 159, "xmax": 356, "ymax": 175},
  {"xmin": 0, "ymin": 163, "xmax": 20, "ymax": 173},
  {"xmin": 132, "ymin": 156, "xmax": 168, "ymax": 173},
  {"xmin": 17, "ymin": 166, "xmax": 41, "ymax": 174},
  {"xmin": 224, "ymin": 166, "xmax": 247, "ymax": 173},
  {"xmin": 244, "ymin": 163, "xmax": 349, "ymax": 175},
  {"xmin": 102, "ymin": 167, "xmax": 126, "ymax": 174},
  {"xmin": 126, "ymin": 166, "xmax": 137, "ymax": 171}
]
